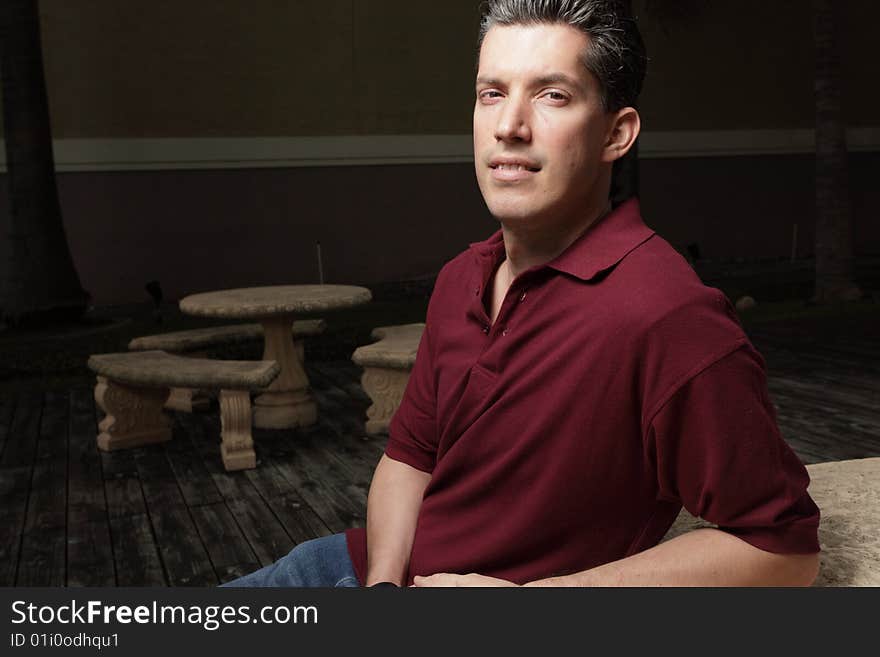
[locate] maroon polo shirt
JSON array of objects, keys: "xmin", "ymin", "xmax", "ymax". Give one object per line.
[{"xmin": 346, "ymin": 198, "xmax": 820, "ymax": 585}]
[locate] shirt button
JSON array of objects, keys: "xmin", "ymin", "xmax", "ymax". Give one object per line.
[
  {"xmin": 519, "ymin": 292, "xmax": 527, "ymax": 302},
  {"xmin": 474, "ymin": 286, "xmax": 481, "ymax": 296},
  {"xmin": 501, "ymin": 328, "xmax": 509, "ymax": 336},
  {"xmin": 481, "ymin": 325, "xmax": 490, "ymax": 334}
]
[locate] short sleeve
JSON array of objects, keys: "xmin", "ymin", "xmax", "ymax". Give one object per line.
[
  {"xmin": 384, "ymin": 321, "xmax": 439, "ymax": 473},
  {"xmin": 647, "ymin": 344, "xmax": 820, "ymax": 554}
]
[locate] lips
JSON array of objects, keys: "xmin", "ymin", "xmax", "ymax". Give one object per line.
[
  {"xmin": 489, "ymin": 157, "xmax": 541, "ymax": 182},
  {"xmin": 489, "ymin": 157, "xmax": 541, "ymax": 172}
]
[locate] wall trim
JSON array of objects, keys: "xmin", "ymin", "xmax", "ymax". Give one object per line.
[{"xmin": 0, "ymin": 128, "xmax": 877, "ymax": 173}]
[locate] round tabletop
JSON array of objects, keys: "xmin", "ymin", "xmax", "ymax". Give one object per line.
[{"xmin": 179, "ymin": 285, "xmax": 372, "ymax": 320}]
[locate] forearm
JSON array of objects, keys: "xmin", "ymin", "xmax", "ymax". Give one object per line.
[
  {"xmin": 524, "ymin": 528, "xmax": 819, "ymax": 587},
  {"xmin": 365, "ymin": 454, "xmax": 431, "ymax": 586}
]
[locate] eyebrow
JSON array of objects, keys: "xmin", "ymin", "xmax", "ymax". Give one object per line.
[{"xmin": 476, "ymin": 73, "xmax": 584, "ymax": 91}]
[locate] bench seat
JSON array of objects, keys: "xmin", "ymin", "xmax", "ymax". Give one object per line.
[
  {"xmin": 127, "ymin": 319, "xmax": 326, "ymax": 352},
  {"xmin": 89, "ymin": 350, "xmax": 279, "ymax": 390},
  {"xmin": 351, "ymin": 323, "xmax": 424, "ymax": 435},
  {"xmin": 127, "ymin": 319, "xmax": 325, "ymax": 413},
  {"xmin": 88, "ymin": 350, "xmax": 280, "ymax": 471}
]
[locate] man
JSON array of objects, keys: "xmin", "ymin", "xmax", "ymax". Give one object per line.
[{"xmin": 225, "ymin": 0, "xmax": 820, "ymax": 588}]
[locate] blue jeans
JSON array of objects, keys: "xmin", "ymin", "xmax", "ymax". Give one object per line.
[{"xmin": 221, "ymin": 533, "xmax": 359, "ymax": 587}]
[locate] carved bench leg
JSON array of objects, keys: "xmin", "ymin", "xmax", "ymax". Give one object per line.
[
  {"xmin": 94, "ymin": 376, "xmax": 172, "ymax": 451},
  {"xmin": 361, "ymin": 367, "xmax": 412, "ymax": 435},
  {"xmin": 219, "ymin": 390, "xmax": 256, "ymax": 471}
]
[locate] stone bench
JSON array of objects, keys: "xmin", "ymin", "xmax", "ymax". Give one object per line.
[
  {"xmin": 128, "ymin": 319, "xmax": 326, "ymax": 412},
  {"xmin": 88, "ymin": 350, "xmax": 280, "ymax": 471},
  {"xmin": 661, "ymin": 456, "xmax": 880, "ymax": 586},
  {"xmin": 351, "ymin": 323, "xmax": 424, "ymax": 435}
]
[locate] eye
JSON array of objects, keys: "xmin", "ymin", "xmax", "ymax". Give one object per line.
[
  {"xmin": 478, "ymin": 89, "xmax": 503, "ymax": 102},
  {"xmin": 540, "ymin": 90, "xmax": 570, "ymax": 103}
]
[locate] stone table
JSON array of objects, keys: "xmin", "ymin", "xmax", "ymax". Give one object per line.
[{"xmin": 179, "ymin": 285, "xmax": 371, "ymax": 429}]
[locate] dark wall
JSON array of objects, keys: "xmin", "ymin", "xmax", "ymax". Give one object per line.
[
  {"xmin": 1, "ymin": 153, "xmax": 877, "ymax": 306},
  {"xmin": 640, "ymin": 152, "xmax": 880, "ymax": 261}
]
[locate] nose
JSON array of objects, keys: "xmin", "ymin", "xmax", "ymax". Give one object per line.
[{"xmin": 494, "ymin": 96, "xmax": 531, "ymax": 143}]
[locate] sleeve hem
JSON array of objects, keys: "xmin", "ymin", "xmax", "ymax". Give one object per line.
[
  {"xmin": 718, "ymin": 522, "xmax": 821, "ymax": 555},
  {"xmin": 384, "ymin": 437, "xmax": 435, "ymax": 474}
]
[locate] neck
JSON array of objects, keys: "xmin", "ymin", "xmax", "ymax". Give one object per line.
[{"xmin": 500, "ymin": 197, "xmax": 612, "ymax": 278}]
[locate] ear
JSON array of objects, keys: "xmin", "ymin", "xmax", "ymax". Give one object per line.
[{"xmin": 601, "ymin": 107, "xmax": 640, "ymax": 163}]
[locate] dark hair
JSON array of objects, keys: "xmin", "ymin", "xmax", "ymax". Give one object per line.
[{"xmin": 478, "ymin": 0, "xmax": 647, "ymax": 112}]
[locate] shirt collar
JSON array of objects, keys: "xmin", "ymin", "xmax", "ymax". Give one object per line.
[{"xmin": 468, "ymin": 198, "xmax": 655, "ymax": 282}]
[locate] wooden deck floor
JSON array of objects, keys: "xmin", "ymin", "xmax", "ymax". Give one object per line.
[{"xmin": 1, "ymin": 333, "xmax": 878, "ymax": 586}]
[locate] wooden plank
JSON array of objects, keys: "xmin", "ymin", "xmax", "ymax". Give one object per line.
[
  {"xmin": 776, "ymin": 416, "xmax": 880, "ymax": 461},
  {"xmin": 0, "ymin": 392, "xmax": 41, "ymax": 586},
  {"xmin": 0, "ymin": 396, "xmax": 15, "ymax": 462},
  {"xmin": 309, "ymin": 362, "xmax": 389, "ymax": 458},
  {"xmin": 768, "ymin": 363, "xmax": 879, "ymax": 399},
  {"xmin": 149, "ymin": 504, "xmax": 217, "ymax": 586},
  {"xmin": 67, "ymin": 508, "xmax": 115, "ymax": 587},
  {"xmin": 133, "ymin": 443, "xmax": 216, "ymax": 586},
  {"xmin": 268, "ymin": 431, "xmax": 367, "ymax": 534},
  {"xmin": 104, "ymin": 474, "xmax": 146, "ymax": 519},
  {"xmin": 778, "ymin": 426, "xmax": 864, "ymax": 463},
  {"xmin": 17, "ymin": 533, "xmax": 66, "ymax": 587},
  {"xmin": 66, "ymin": 386, "xmax": 115, "ymax": 587},
  {"xmin": 770, "ymin": 391, "xmax": 880, "ymax": 453},
  {"xmin": 243, "ymin": 460, "xmax": 332, "ymax": 545},
  {"xmin": 777, "ymin": 441, "xmax": 829, "ymax": 466},
  {"xmin": 217, "ymin": 562, "xmax": 262, "ymax": 585},
  {"xmin": 309, "ymin": 367, "xmax": 370, "ymax": 435},
  {"xmin": 757, "ymin": 341, "xmax": 879, "ymax": 374},
  {"xmin": 189, "ymin": 502, "xmax": 258, "ymax": 571},
  {"xmin": 184, "ymin": 414, "xmax": 295, "ymax": 566},
  {"xmin": 1, "ymin": 390, "xmax": 41, "ymax": 467},
  {"xmin": 163, "ymin": 415, "xmax": 222, "ymax": 507},
  {"xmin": 767, "ymin": 378, "xmax": 880, "ymax": 429},
  {"xmin": 310, "ymin": 361, "xmax": 373, "ymax": 406},
  {"xmin": 307, "ymin": 368, "xmax": 386, "ymax": 465},
  {"xmin": 135, "ymin": 444, "xmax": 185, "ymax": 509},
  {"xmin": 110, "ymin": 513, "xmax": 166, "ymax": 586},
  {"xmin": 292, "ymin": 393, "xmax": 381, "ymax": 502},
  {"xmin": 101, "ymin": 441, "xmax": 149, "ymax": 582},
  {"xmin": 18, "ymin": 391, "xmax": 68, "ymax": 586},
  {"xmin": 101, "ymin": 446, "xmax": 139, "ymax": 479}
]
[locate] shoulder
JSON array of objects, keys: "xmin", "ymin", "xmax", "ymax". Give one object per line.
[
  {"xmin": 612, "ymin": 234, "xmax": 744, "ymax": 342},
  {"xmin": 606, "ymin": 236, "xmax": 752, "ymax": 417}
]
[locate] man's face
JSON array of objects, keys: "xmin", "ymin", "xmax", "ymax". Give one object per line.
[{"xmin": 474, "ymin": 23, "xmax": 613, "ymax": 228}]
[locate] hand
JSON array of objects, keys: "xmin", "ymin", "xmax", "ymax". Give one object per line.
[{"xmin": 412, "ymin": 573, "xmax": 519, "ymax": 587}]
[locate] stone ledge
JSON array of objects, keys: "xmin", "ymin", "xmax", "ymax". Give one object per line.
[{"xmin": 661, "ymin": 457, "xmax": 880, "ymax": 586}]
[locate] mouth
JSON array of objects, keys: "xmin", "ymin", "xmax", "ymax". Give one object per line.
[
  {"xmin": 489, "ymin": 161, "xmax": 541, "ymax": 173},
  {"xmin": 489, "ymin": 160, "xmax": 541, "ymax": 182}
]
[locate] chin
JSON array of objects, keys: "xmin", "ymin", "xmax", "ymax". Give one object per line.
[
  {"xmin": 486, "ymin": 205, "xmax": 535, "ymax": 224},
  {"xmin": 481, "ymin": 186, "xmax": 536, "ymax": 216},
  {"xmin": 484, "ymin": 197, "xmax": 546, "ymax": 224}
]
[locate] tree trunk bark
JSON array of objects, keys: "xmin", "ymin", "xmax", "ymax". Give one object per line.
[
  {"xmin": 812, "ymin": 0, "xmax": 860, "ymax": 302},
  {"xmin": 0, "ymin": 0, "xmax": 88, "ymax": 324}
]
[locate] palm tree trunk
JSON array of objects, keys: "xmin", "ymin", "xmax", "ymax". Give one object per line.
[
  {"xmin": 812, "ymin": 0, "xmax": 860, "ymax": 302},
  {"xmin": 0, "ymin": 0, "xmax": 88, "ymax": 324}
]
